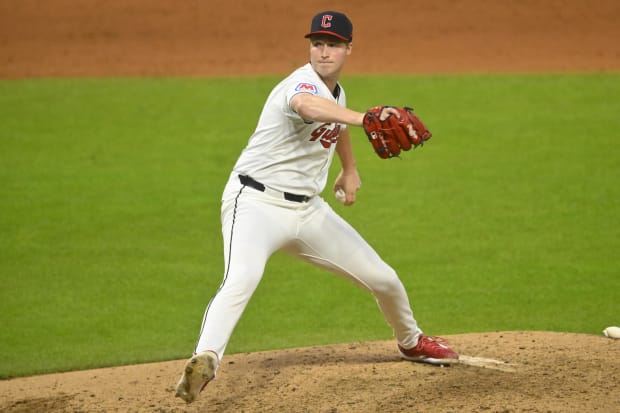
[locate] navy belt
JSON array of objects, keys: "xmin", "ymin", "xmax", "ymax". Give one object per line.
[{"xmin": 239, "ymin": 175, "xmax": 311, "ymax": 203}]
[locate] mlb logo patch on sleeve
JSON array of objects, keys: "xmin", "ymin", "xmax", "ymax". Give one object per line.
[{"xmin": 295, "ymin": 82, "xmax": 319, "ymax": 94}]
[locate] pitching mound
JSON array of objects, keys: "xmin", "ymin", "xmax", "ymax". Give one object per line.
[{"xmin": 1, "ymin": 331, "xmax": 618, "ymax": 412}]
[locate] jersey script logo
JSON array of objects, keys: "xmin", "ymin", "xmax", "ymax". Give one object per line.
[
  {"xmin": 295, "ymin": 82, "xmax": 319, "ymax": 95},
  {"xmin": 310, "ymin": 123, "xmax": 341, "ymax": 148}
]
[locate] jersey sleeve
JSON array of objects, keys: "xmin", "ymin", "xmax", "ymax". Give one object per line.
[
  {"xmin": 285, "ymin": 79, "xmax": 319, "ymax": 113},
  {"xmin": 282, "ymin": 75, "xmax": 321, "ymax": 121},
  {"xmin": 285, "ymin": 80, "xmax": 320, "ymax": 105}
]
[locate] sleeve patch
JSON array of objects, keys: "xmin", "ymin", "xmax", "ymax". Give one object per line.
[{"xmin": 294, "ymin": 82, "xmax": 319, "ymax": 94}]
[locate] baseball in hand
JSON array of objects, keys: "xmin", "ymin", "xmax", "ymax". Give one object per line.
[
  {"xmin": 603, "ymin": 326, "xmax": 620, "ymax": 339},
  {"xmin": 335, "ymin": 188, "xmax": 346, "ymax": 203}
]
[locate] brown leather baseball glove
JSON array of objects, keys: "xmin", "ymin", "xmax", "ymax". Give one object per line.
[{"xmin": 362, "ymin": 106, "xmax": 432, "ymax": 159}]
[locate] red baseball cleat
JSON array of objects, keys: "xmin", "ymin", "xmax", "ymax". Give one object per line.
[{"xmin": 398, "ymin": 335, "xmax": 459, "ymax": 365}]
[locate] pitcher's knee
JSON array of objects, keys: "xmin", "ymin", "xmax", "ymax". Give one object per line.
[{"xmin": 367, "ymin": 269, "xmax": 405, "ymax": 296}]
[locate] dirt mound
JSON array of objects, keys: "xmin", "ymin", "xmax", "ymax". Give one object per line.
[{"xmin": 1, "ymin": 332, "xmax": 618, "ymax": 412}]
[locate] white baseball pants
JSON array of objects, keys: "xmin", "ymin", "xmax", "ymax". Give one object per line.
[{"xmin": 194, "ymin": 174, "xmax": 422, "ymax": 360}]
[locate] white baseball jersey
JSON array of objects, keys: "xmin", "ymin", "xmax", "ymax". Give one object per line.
[{"xmin": 232, "ymin": 63, "xmax": 347, "ymax": 196}]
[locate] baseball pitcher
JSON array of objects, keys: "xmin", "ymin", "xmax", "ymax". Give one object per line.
[{"xmin": 175, "ymin": 10, "xmax": 458, "ymax": 404}]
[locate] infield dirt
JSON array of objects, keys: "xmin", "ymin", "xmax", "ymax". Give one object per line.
[{"xmin": 1, "ymin": 1, "xmax": 619, "ymax": 412}]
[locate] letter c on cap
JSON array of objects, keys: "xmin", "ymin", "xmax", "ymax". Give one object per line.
[{"xmin": 321, "ymin": 15, "xmax": 333, "ymax": 28}]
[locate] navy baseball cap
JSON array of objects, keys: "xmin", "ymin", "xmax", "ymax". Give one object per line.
[{"xmin": 304, "ymin": 11, "xmax": 353, "ymax": 42}]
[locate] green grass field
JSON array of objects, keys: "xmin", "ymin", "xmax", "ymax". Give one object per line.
[{"xmin": 1, "ymin": 74, "xmax": 619, "ymax": 378}]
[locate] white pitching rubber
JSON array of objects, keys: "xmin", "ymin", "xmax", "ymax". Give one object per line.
[{"xmin": 603, "ymin": 326, "xmax": 620, "ymax": 339}]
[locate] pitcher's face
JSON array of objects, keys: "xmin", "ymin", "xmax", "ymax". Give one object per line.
[{"xmin": 309, "ymin": 35, "xmax": 352, "ymax": 81}]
